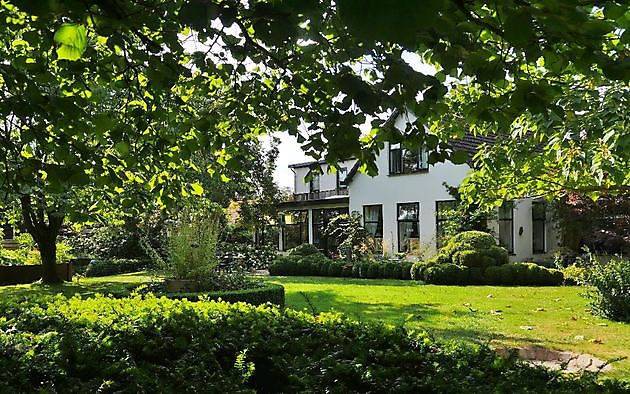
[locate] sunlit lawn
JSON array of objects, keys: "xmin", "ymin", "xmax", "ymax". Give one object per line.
[
  {"xmin": 2, "ymin": 272, "xmax": 629, "ymax": 378},
  {"xmin": 0, "ymin": 272, "xmax": 156, "ymax": 299},
  {"xmin": 268, "ymin": 276, "xmax": 630, "ymax": 378}
]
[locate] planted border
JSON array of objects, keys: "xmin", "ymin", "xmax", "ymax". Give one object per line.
[{"xmin": 161, "ymin": 283, "xmax": 285, "ymax": 307}]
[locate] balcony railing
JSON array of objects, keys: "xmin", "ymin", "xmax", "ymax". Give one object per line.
[{"xmin": 290, "ymin": 188, "xmax": 349, "ymax": 202}]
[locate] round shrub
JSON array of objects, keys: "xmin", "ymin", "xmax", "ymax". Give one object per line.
[
  {"xmin": 400, "ymin": 261, "xmax": 413, "ymax": 280},
  {"xmin": 448, "ymin": 231, "xmax": 497, "ymax": 251},
  {"xmin": 583, "ymin": 256, "xmax": 630, "ymax": 322},
  {"xmin": 367, "ymin": 261, "xmax": 381, "ymax": 279},
  {"xmin": 319, "ymin": 260, "xmax": 331, "ymax": 276},
  {"xmin": 410, "ymin": 260, "xmax": 436, "ymax": 281},
  {"xmin": 453, "ymin": 250, "xmax": 486, "ymax": 268},
  {"xmin": 269, "ymin": 255, "xmax": 299, "ymax": 276},
  {"xmin": 483, "ymin": 246, "xmax": 509, "ymax": 266},
  {"xmin": 328, "ymin": 261, "xmax": 343, "ymax": 277},
  {"xmin": 383, "ymin": 262, "xmax": 396, "ymax": 278},
  {"xmin": 423, "ymin": 264, "xmax": 466, "ymax": 285}
]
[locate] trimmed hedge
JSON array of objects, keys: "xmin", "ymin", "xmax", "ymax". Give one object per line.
[
  {"xmin": 84, "ymin": 258, "xmax": 153, "ymax": 277},
  {"xmin": 0, "ymin": 296, "xmax": 625, "ymax": 392},
  {"xmin": 270, "ymin": 255, "xmax": 413, "ymax": 280},
  {"xmin": 160, "ymin": 283, "xmax": 285, "ymax": 307}
]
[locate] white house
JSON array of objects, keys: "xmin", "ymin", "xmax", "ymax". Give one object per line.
[{"xmin": 278, "ymin": 123, "xmax": 559, "ymax": 262}]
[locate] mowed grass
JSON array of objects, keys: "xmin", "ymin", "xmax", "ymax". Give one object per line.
[
  {"xmin": 268, "ymin": 276, "xmax": 630, "ymax": 378},
  {"xmin": 0, "ymin": 272, "xmax": 156, "ymax": 298}
]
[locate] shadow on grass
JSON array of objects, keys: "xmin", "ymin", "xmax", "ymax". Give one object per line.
[
  {"xmin": 0, "ymin": 273, "xmax": 154, "ymax": 299},
  {"xmin": 286, "ymin": 288, "xmax": 571, "ymax": 350}
]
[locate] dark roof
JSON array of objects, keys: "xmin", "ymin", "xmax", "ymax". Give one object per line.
[
  {"xmin": 288, "ymin": 159, "xmax": 327, "ymax": 169},
  {"xmin": 278, "ymin": 197, "xmax": 349, "ymax": 209},
  {"xmin": 450, "ymin": 134, "xmax": 496, "ymax": 158},
  {"xmin": 344, "ymin": 133, "xmax": 497, "ymax": 184}
]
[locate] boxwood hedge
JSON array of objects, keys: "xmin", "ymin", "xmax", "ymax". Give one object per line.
[
  {"xmin": 160, "ymin": 283, "xmax": 285, "ymax": 307},
  {"xmin": 0, "ymin": 296, "xmax": 625, "ymax": 393}
]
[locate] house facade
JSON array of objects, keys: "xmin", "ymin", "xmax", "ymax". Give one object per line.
[{"xmin": 278, "ymin": 132, "xmax": 559, "ymax": 262}]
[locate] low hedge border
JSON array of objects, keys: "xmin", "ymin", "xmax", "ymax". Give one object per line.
[
  {"xmin": 0, "ymin": 295, "xmax": 626, "ymax": 392},
  {"xmin": 159, "ymin": 283, "xmax": 285, "ymax": 307}
]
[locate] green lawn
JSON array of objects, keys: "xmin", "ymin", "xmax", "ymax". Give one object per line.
[
  {"xmin": 0, "ymin": 272, "xmax": 156, "ymax": 298},
  {"xmin": 2, "ymin": 273, "xmax": 629, "ymax": 378},
  {"xmin": 268, "ymin": 276, "xmax": 630, "ymax": 378}
]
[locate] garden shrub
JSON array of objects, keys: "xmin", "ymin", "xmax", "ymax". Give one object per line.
[
  {"xmin": 0, "ymin": 296, "xmax": 625, "ymax": 392},
  {"xmin": 410, "ymin": 260, "xmax": 436, "ymax": 281},
  {"xmin": 270, "ymin": 256, "xmax": 412, "ymax": 280},
  {"xmin": 160, "ymin": 283, "xmax": 285, "ymax": 307},
  {"xmin": 483, "ymin": 263, "xmax": 563, "ymax": 286},
  {"xmin": 288, "ymin": 243, "xmax": 323, "ymax": 257},
  {"xmin": 438, "ymin": 231, "xmax": 508, "ymax": 268},
  {"xmin": 423, "ymin": 264, "xmax": 466, "ymax": 285},
  {"xmin": 84, "ymin": 258, "xmax": 153, "ymax": 277},
  {"xmin": 562, "ymin": 264, "xmax": 586, "ymax": 285},
  {"xmin": 582, "ymin": 256, "xmax": 630, "ymax": 322}
]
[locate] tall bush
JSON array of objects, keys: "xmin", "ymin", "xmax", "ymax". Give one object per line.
[
  {"xmin": 582, "ymin": 256, "xmax": 630, "ymax": 322},
  {"xmin": 164, "ymin": 203, "xmax": 222, "ymax": 281}
]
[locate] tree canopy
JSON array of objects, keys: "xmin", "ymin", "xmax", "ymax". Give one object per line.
[{"xmin": 0, "ymin": 0, "xmax": 628, "ymax": 280}]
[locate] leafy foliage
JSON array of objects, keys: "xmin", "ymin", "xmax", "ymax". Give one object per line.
[
  {"xmin": 324, "ymin": 212, "xmax": 378, "ymax": 261},
  {"xmin": 0, "ymin": 295, "xmax": 626, "ymax": 392},
  {"xmin": 554, "ymin": 193, "xmax": 630, "ymax": 255},
  {"xmin": 0, "ymin": 233, "xmax": 73, "ymax": 265},
  {"xmin": 163, "ymin": 203, "xmax": 222, "ymax": 281},
  {"xmin": 582, "ymin": 256, "xmax": 630, "ymax": 322},
  {"xmin": 83, "ymin": 258, "xmax": 153, "ymax": 277}
]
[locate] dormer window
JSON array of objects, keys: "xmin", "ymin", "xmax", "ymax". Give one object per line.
[
  {"xmin": 337, "ymin": 167, "xmax": 348, "ymax": 189},
  {"xmin": 309, "ymin": 173, "xmax": 320, "ymax": 193},
  {"xmin": 389, "ymin": 143, "xmax": 429, "ymax": 175}
]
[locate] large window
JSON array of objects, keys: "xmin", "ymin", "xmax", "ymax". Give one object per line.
[
  {"xmin": 389, "ymin": 143, "xmax": 429, "ymax": 175},
  {"xmin": 312, "ymin": 207, "xmax": 349, "ymax": 254},
  {"xmin": 363, "ymin": 205, "xmax": 383, "ymax": 239},
  {"xmin": 498, "ymin": 201, "xmax": 514, "ymax": 254},
  {"xmin": 282, "ymin": 210, "xmax": 308, "ymax": 251},
  {"xmin": 532, "ymin": 201, "xmax": 546, "ymax": 254},
  {"xmin": 435, "ymin": 200, "xmax": 457, "ymax": 248},
  {"xmin": 397, "ymin": 202, "xmax": 419, "ymax": 253}
]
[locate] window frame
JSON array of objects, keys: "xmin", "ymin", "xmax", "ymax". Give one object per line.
[
  {"xmin": 532, "ymin": 200, "xmax": 546, "ymax": 254},
  {"xmin": 282, "ymin": 210, "xmax": 309, "ymax": 251},
  {"xmin": 337, "ymin": 167, "xmax": 348, "ymax": 189},
  {"xmin": 363, "ymin": 204, "xmax": 383, "ymax": 239},
  {"xmin": 312, "ymin": 207, "xmax": 349, "ymax": 254},
  {"xmin": 397, "ymin": 202, "xmax": 420, "ymax": 253},
  {"xmin": 388, "ymin": 143, "xmax": 429, "ymax": 175},
  {"xmin": 498, "ymin": 201, "xmax": 514, "ymax": 254}
]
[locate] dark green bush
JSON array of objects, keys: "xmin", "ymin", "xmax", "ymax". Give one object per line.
[
  {"xmin": 483, "ymin": 246, "xmax": 509, "ymax": 265},
  {"xmin": 439, "ymin": 231, "xmax": 508, "ymax": 269},
  {"xmin": 162, "ymin": 283, "xmax": 285, "ymax": 307},
  {"xmin": 328, "ymin": 261, "xmax": 343, "ymax": 277},
  {"xmin": 84, "ymin": 258, "xmax": 152, "ymax": 277},
  {"xmin": 447, "ymin": 231, "xmax": 497, "ymax": 251},
  {"xmin": 423, "ymin": 264, "xmax": 466, "ymax": 285},
  {"xmin": 400, "ymin": 261, "xmax": 413, "ymax": 280},
  {"xmin": 288, "ymin": 243, "xmax": 323, "ymax": 257},
  {"xmin": 483, "ymin": 263, "xmax": 563, "ymax": 286},
  {"xmin": 582, "ymin": 256, "xmax": 630, "ymax": 322},
  {"xmin": 367, "ymin": 261, "xmax": 381, "ymax": 278},
  {"xmin": 0, "ymin": 296, "xmax": 624, "ymax": 393}
]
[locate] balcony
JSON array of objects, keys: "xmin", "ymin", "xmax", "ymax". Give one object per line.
[{"xmin": 290, "ymin": 188, "xmax": 349, "ymax": 202}]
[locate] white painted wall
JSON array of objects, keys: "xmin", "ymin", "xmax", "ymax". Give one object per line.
[
  {"xmin": 348, "ymin": 142, "xmax": 471, "ymax": 258},
  {"xmin": 347, "ymin": 142, "xmax": 559, "ymax": 261}
]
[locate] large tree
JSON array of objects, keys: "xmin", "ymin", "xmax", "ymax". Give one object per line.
[{"xmin": 1, "ymin": 0, "xmax": 627, "ymax": 281}]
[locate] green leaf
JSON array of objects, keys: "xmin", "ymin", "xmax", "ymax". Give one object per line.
[
  {"xmin": 54, "ymin": 23, "xmax": 87, "ymax": 61},
  {"xmin": 190, "ymin": 182, "xmax": 204, "ymax": 196},
  {"xmin": 450, "ymin": 150, "xmax": 469, "ymax": 165}
]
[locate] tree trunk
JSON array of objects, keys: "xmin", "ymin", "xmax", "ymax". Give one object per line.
[
  {"xmin": 38, "ymin": 235, "xmax": 61, "ymax": 284},
  {"xmin": 20, "ymin": 195, "xmax": 65, "ymax": 284}
]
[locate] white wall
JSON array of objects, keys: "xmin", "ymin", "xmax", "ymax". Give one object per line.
[
  {"xmin": 348, "ymin": 142, "xmax": 471, "ymax": 258},
  {"xmin": 348, "ymin": 143, "xmax": 559, "ymax": 261}
]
